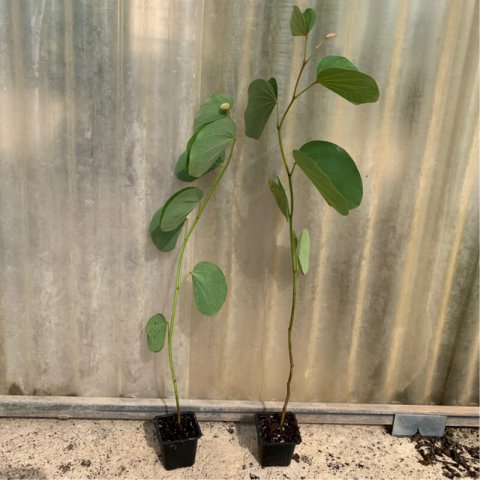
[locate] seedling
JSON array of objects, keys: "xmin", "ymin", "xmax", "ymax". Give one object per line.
[
  {"xmin": 146, "ymin": 94, "xmax": 237, "ymax": 425},
  {"xmin": 245, "ymin": 6, "xmax": 379, "ymax": 427}
]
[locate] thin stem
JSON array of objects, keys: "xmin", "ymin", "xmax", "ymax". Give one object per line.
[
  {"xmin": 277, "ymin": 34, "xmax": 311, "ymax": 427},
  {"xmin": 167, "ymin": 139, "xmax": 237, "ymax": 424}
]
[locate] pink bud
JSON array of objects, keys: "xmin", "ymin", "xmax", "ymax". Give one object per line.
[{"xmin": 325, "ymin": 33, "xmax": 337, "ymax": 39}]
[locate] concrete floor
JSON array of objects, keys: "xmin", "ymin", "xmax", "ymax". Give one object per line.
[{"xmin": 0, "ymin": 418, "xmax": 477, "ymax": 479}]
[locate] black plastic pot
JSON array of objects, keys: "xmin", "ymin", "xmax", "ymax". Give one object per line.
[
  {"xmin": 255, "ymin": 412, "xmax": 302, "ymax": 467},
  {"xmin": 154, "ymin": 411, "xmax": 202, "ymax": 470}
]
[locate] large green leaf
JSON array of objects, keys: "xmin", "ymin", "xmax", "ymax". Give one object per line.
[
  {"xmin": 160, "ymin": 187, "xmax": 203, "ymax": 231},
  {"xmin": 300, "ymin": 141, "xmax": 363, "ymax": 209},
  {"xmin": 297, "ymin": 229, "xmax": 310, "ymax": 275},
  {"xmin": 146, "ymin": 314, "xmax": 167, "ymax": 352},
  {"xmin": 188, "ymin": 117, "xmax": 236, "ymax": 177},
  {"xmin": 293, "ymin": 141, "xmax": 363, "ymax": 215},
  {"xmin": 290, "ymin": 6, "xmax": 316, "ymax": 36},
  {"xmin": 150, "ymin": 207, "xmax": 184, "ymax": 252},
  {"xmin": 268, "ymin": 176, "xmax": 289, "ymax": 220},
  {"xmin": 191, "ymin": 261, "xmax": 228, "ymax": 316},
  {"xmin": 244, "ymin": 78, "xmax": 277, "ymax": 139},
  {"xmin": 194, "ymin": 93, "xmax": 233, "ymax": 131},
  {"xmin": 316, "ymin": 56, "xmax": 379, "ymax": 105}
]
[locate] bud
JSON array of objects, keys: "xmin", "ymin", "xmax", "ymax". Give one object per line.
[
  {"xmin": 325, "ymin": 33, "xmax": 337, "ymax": 39},
  {"xmin": 220, "ymin": 102, "xmax": 231, "ymax": 111}
]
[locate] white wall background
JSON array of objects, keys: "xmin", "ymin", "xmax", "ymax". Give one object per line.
[{"xmin": 0, "ymin": 0, "xmax": 478, "ymax": 406}]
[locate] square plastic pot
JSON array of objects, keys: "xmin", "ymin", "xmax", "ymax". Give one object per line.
[
  {"xmin": 154, "ymin": 411, "xmax": 202, "ymax": 470},
  {"xmin": 255, "ymin": 412, "xmax": 302, "ymax": 467}
]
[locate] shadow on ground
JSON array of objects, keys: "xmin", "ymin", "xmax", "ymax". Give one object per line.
[
  {"xmin": 0, "ymin": 467, "xmax": 47, "ymax": 479},
  {"xmin": 143, "ymin": 419, "xmax": 163, "ymax": 461},
  {"xmin": 235, "ymin": 422, "xmax": 260, "ymax": 466}
]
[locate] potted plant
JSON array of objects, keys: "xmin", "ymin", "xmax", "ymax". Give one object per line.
[
  {"xmin": 245, "ymin": 6, "xmax": 379, "ymax": 467},
  {"xmin": 146, "ymin": 93, "xmax": 237, "ymax": 470}
]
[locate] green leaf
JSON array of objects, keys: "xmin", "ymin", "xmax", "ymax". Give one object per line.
[
  {"xmin": 293, "ymin": 141, "xmax": 363, "ymax": 215},
  {"xmin": 297, "ymin": 229, "xmax": 310, "ymax": 275},
  {"xmin": 160, "ymin": 187, "xmax": 203, "ymax": 231},
  {"xmin": 191, "ymin": 261, "xmax": 228, "ymax": 316},
  {"xmin": 244, "ymin": 79, "xmax": 277, "ymax": 139},
  {"xmin": 293, "ymin": 149, "xmax": 349, "ymax": 215},
  {"xmin": 175, "ymin": 151, "xmax": 197, "ymax": 182},
  {"xmin": 303, "ymin": 8, "xmax": 316, "ymax": 33},
  {"xmin": 194, "ymin": 93, "xmax": 233, "ymax": 131},
  {"xmin": 149, "ymin": 207, "xmax": 184, "ymax": 252},
  {"xmin": 268, "ymin": 77, "xmax": 278, "ymax": 99},
  {"xmin": 316, "ymin": 56, "xmax": 379, "ymax": 105},
  {"xmin": 290, "ymin": 6, "xmax": 307, "ymax": 36},
  {"xmin": 290, "ymin": 6, "xmax": 316, "ymax": 36},
  {"xmin": 300, "ymin": 141, "xmax": 363, "ymax": 209},
  {"xmin": 188, "ymin": 117, "xmax": 236, "ymax": 177},
  {"xmin": 146, "ymin": 314, "xmax": 167, "ymax": 352},
  {"xmin": 268, "ymin": 176, "xmax": 289, "ymax": 220},
  {"xmin": 175, "ymin": 149, "xmax": 225, "ymax": 183}
]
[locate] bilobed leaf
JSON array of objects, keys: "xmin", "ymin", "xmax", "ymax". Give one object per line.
[
  {"xmin": 194, "ymin": 93, "xmax": 233, "ymax": 131},
  {"xmin": 146, "ymin": 314, "xmax": 167, "ymax": 352},
  {"xmin": 297, "ymin": 229, "xmax": 310, "ymax": 275},
  {"xmin": 303, "ymin": 8, "xmax": 316, "ymax": 33},
  {"xmin": 149, "ymin": 207, "xmax": 184, "ymax": 252},
  {"xmin": 268, "ymin": 176, "xmax": 289, "ymax": 220},
  {"xmin": 244, "ymin": 79, "xmax": 277, "ymax": 139},
  {"xmin": 290, "ymin": 6, "xmax": 307, "ymax": 36},
  {"xmin": 191, "ymin": 261, "xmax": 228, "ymax": 316},
  {"xmin": 300, "ymin": 141, "xmax": 363, "ymax": 210},
  {"xmin": 160, "ymin": 187, "xmax": 203, "ymax": 231},
  {"xmin": 292, "ymin": 149, "xmax": 350, "ymax": 215},
  {"xmin": 316, "ymin": 56, "xmax": 379, "ymax": 105},
  {"xmin": 188, "ymin": 117, "xmax": 236, "ymax": 177},
  {"xmin": 290, "ymin": 6, "xmax": 316, "ymax": 36}
]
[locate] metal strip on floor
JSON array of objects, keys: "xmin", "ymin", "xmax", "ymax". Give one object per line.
[{"xmin": 0, "ymin": 396, "xmax": 478, "ymax": 427}]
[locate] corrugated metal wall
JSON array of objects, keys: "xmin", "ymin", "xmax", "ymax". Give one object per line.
[{"xmin": 0, "ymin": 0, "xmax": 478, "ymax": 406}]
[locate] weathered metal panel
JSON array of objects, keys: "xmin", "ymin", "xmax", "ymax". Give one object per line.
[{"xmin": 0, "ymin": 0, "xmax": 478, "ymax": 406}]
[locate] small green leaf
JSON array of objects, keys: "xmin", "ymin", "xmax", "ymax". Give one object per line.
[
  {"xmin": 244, "ymin": 79, "xmax": 277, "ymax": 139},
  {"xmin": 303, "ymin": 8, "xmax": 316, "ymax": 33},
  {"xmin": 293, "ymin": 141, "xmax": 363, "ymax": 215},
  {"xmin": 194, "ymin": 93, "xmax": 234, "ymax": 131},
  {"xmin": 188, "ymin": 117, "xmax": 236, "ymax": 177},
  {"xmin": 297, "ymin": 229, "xmax": 310, "ymax": 275},
  {"xmin": 146, "ymin": 314, "xmax": 167, "ymax": 352},
  {"xmin": 175, "ymin": 151, "xmax": 197, "ymax": 182},
  {"xmin": 290, "ymin": 6, "xmax": 307, "ymax": 36},
  {"xmin": 293, "ymin": 149, "xmax": 349, "ymax": 215},
  {"xmin": 191, "ymin": 261, "xmax": 228, "ymax": 316},
  {"xmin": 160, "ymin": 187, "xmax": 203, "ymax": 231},
  {"xmin": 316, "ymin": 56, "xmax": 379, "ymax": 105},
  {"xmin": 268, "ymin": 77, "xmax": 278, "ymax": 99},
  {"xmin": 268, "ymin": 177, "xmax": 289, "ymax": 220},
  {"xmin": 150, "ymin": 207, "xmax": 184, "ymax": 252},
  {"xmin": 175, "ymin": 149, "xmax": 225, "ymax": 182}
]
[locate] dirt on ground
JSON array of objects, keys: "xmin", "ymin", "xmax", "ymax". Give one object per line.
[{"xmin": 0, "ymin": 418, "xmax": 478, "ymax": 479}]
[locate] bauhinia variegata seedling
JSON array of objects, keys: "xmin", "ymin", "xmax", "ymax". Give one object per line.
[
  {"xmin": 146, "ymin": 94, "xmax": 237, "ymax": 425},
  {"xmin": 245, "ymin": 5, "xmax": 379, "ymax": 427}
]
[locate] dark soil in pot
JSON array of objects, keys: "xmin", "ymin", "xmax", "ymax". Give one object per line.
[
  {"xmin": 154, "ymin": 411, "xmax": 202, "ymax": 470},
  {"xmin": 255, "ymin": 412, "xmax": 302, "ymax": 467}
]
